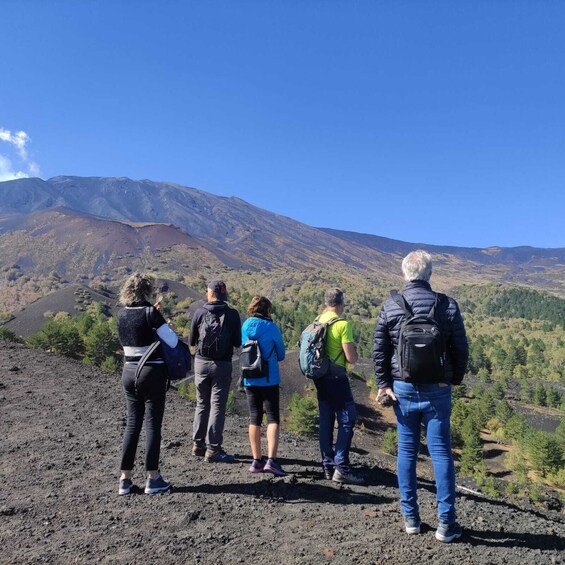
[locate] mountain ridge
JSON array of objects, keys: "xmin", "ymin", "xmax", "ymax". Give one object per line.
[{"xmin": 0, "ymin": 176, "xmax": 563, "ymax": 308}]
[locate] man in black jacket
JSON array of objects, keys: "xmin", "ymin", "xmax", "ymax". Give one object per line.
[
  {"xmin": 189, "ymin": 281, "xmax": 242, "ymax": 463},
  {"xmin": 373, "ymin": 250, "xmax": 468, "ymax": 543}
]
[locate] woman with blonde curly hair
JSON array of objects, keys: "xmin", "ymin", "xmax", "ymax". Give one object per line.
[{"xmin": 116, "ymin": 272, "xmax": 179, "ymax": 495}]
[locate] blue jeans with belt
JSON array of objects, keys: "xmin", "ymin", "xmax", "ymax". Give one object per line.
[
  {"xmin": 392, "ymin": 380, "xmax": 456, "ymax": 525},
  {"xmin": 314, "ymin": 376, "xmax": 357, "ymax": 474}
]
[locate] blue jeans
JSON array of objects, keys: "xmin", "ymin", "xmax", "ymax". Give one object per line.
[
  {"xmin": 392, "ymin": 381, "xmax": 456, "ymax": 525},
  {"xmin": 314, "ymin": 377, "xmax": 357, "ymax": 474}
]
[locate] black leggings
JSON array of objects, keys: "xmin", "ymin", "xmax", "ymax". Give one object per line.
[
  {"xmin": 120, "ymin": 362, "xmax": 167, "ymax": 471},
  {"xmin": 245, "ymin": 385, "xmax": 280, "ymax": 425}
]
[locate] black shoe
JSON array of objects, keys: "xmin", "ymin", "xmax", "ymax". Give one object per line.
[
  {"xmin": 436, "ymin": 522, "xmax": 462, "ymax": 543},
  {"xmin": 145, "ymin": 475, "xmax": 172, "ymax": 494},
  {"xmin": 192, "ymin": 444, "xmax": 206, "ymax": 457},
  {"xmin": 323, "ymin": 467, "xmax": 334, "ymax": 480},
  {"xmin": 118, "ymin": 478, "xmax": 133, "ymax": 495}
]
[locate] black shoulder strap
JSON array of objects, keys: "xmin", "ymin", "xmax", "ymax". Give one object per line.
[
  {"xmin": 323, "ymin": 316, "xmax": 346, "ymax": 364},
  {"xmin": 390, "ymin": 290, "xmax": 413, "ymax": 316},
  {"xmin": 134, "ymin": 341, "xmax": 160, "ymax": 384}
]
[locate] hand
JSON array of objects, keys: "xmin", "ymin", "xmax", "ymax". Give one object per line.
[
  {"xmin": 376, "ymin": 387, "xmax": 397, "ymax": 404},
  {"xmin": 154, "ymin": 301, "xmax": 162, "ymax": 311}
]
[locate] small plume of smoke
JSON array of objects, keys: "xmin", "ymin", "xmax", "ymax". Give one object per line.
[{"xmin": 0, "ymin": 127, "xmax": 41, "ymax": 181}]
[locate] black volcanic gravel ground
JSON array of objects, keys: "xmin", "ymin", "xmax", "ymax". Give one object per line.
[{"xmin": 0, "ymin": 342, "xmax": 564, "ymax": 565}]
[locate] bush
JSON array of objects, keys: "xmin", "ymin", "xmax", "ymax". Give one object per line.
[
  {"xmin": 226, "ymin": 390, "xmax": 237, "ymax": 415},
  {"xmin": 177, "ymin": 380, "xmax": 197, "ymax": 402},
  {"xmin": 287, "ymin": 390, "xmax": 318, "ymax": 436},
  {"xmin": 546, "ymin": 468, "xmax": 565, "ymax": 489},
  {"xmin": 505, "ymin": 449, "xmax": 529, "ymax": 484},
  {"xmin": 0, "ymin": 326, "xmax": 19, "ymax": 342},
  {"xmin": 100, "ymin": 356, "xmax": 121, "ymax": 373},
  {"xmin": 382, "ymin": 428, "xmax": 398, "ymax": 456},
  {"xmin": 478, "ymin": 475, "xmax": 502, "ymax": 498}
]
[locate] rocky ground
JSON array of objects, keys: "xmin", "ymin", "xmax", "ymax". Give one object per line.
[{"xmin": 1, "ymin": 342, "xmax": 564, "ymax": 565}]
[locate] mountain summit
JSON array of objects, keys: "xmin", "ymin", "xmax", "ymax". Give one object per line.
[{"xmin": 0, "ymin": 176, "xmax": 563, "ymax": 297}]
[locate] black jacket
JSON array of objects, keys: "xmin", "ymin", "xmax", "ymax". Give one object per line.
[
  {"xmin": 373, "ymin": 280, "xmax": 469, "ymax": 388},
  {"xmin": 189, "ymin": 301, "xmax": 242, "ymax": 362}
]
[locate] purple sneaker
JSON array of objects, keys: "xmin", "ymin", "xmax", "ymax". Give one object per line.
[
  {"xmin": 263, "ymin": 458, "xmax": 287, "ymax": 477},
  {"xmin": 249, "ymin": 459, "xmax": 265, "ymax": 473}
]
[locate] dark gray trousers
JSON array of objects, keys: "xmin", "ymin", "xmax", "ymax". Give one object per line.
[{"xmin": 192, "ymin": 358, "xmax": 232, "ymax": 452}]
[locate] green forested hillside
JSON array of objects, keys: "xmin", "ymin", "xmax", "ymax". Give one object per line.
[{"xmin": 456, "ymin": 284, "xmax": 565, "ymax": 329}]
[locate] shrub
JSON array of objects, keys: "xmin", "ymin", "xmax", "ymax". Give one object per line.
[
  {"xmin": 505, "ymin": 449, "xmax": 529, "ymax": 484},
  {"xmin": 287, "ymin": 390, "xmax": 318, "ymax": 436},
  {"xmin": 226, "ymin": 390, "xmax": 237, "ymax": 415},
  {"xmin": 546, "ymin": 468, "xmax": 565, "ymax": 489},
  {"xmin": 100, "ymin": 356, "xmax": 121, "ymax": 374},
  {"xmin": 528, "ymin": 483, "xmax": 542, "ymax": 504},
  {"xmin": 177, "ymin": 380, "xmax": 197, "ymax": 402},
  {"xmin": 478, "ymin": 475, "xmax": 502, "ymax": 498},
  {"xmin": 0, "ymin": 326, "xmax": 19, "ymax": 342},
  {"xmin": 382, "ymin": 428, "xmax": 398, "ymax": 456}
]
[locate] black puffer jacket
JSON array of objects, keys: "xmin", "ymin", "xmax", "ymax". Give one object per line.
[{"xmin": 373, "ymin": 280, "xmax": 469, "ymax": 388}]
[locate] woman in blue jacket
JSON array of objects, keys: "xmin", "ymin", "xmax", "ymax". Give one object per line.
[{"xmin": 241, "ymin": 296, "xmax": 286, "ymax": 476}]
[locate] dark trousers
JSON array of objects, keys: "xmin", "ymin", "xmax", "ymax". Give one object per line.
[
  {"xmin": 314, "ymin": 376, "xmax": 357, "ymax": 474},
  {"xmin": 120, "ymin": 362, "xmax": 167, "ymax": 471},
  {"xmin": 192, "ymin": 358, "xmax": 232, "ymax": 452}
]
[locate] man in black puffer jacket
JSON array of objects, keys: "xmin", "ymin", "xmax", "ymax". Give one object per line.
[{"xmin": 373, "ymin": 250, "xmax": 468, "ymax": 544}]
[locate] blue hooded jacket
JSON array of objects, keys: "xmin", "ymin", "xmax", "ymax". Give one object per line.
[{"xmin": 241, "ymin": 315, "xmax": 285, "ymax": 387}]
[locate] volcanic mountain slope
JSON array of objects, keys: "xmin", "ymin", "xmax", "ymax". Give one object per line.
[
  {"xmin": 1, "ymin": 341, "xmax": 563, "ymax": 565},
  {"xmin": 0, "ymin": 176, "xmax": 564, "ymax": 318},
  {"xmin": 0, "ymin": 176, "xmax": 397, "ymax": 272}
]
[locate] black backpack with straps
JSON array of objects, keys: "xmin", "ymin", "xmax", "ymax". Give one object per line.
[
  {"xmin": 391, "ymin": 290, "xmax": 447, "ymax": 384},
  {"xmin": 198, "ymin": 306, "xmax": 231, "ymax": 359}
]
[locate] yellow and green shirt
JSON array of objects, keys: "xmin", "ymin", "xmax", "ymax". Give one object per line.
[{"xmin": 318, "ymin": 310, "xmax": 354, "ymax": 369}]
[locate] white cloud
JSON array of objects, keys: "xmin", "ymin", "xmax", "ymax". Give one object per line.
[{"xmin": 0, "ymin": 127, "xmax": 41, "ymax": 181}]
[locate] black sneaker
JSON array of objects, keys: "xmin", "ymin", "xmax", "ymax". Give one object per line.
[
  {"xmin": 144, "ymin": 475, "xmax": 172, "ymax": 495},
  {"xmin": 332, "ymin": 469, "xmax": 366, "ymax": 485},
  {"xmin": 323, "ymin": 467, "xmax": 334, "ymax": 480},
  {"xmin": 435, "ymin": 521, "xmax": 462, "ymax": 543},
  {"xmin": 205, "ymin": 449, "xmax": 235, "ymax": 463},
  {"xmin": 118, "ymin": 478, "xmax": 133, "ymax": 495},
  {"xmin": 192, "ymin": 444, "xmax": 206, "ymax": 457}
]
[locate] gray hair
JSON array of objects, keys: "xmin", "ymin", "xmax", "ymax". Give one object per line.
[
  {"xmin": 324, "ymin": 288, "xmax": 344, "ymax": 307},
  {"xmin": 401, "ymin": 250, "xmax": 433, "ymax": 282},
  {"xmin": 119, "ymin": 272, "xmax": 155, "ymax": 305}
]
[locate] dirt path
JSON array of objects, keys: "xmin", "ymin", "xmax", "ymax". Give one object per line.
[{"xmin": 0, "ymin": 342, "xmax": 564, "ymax": 564}]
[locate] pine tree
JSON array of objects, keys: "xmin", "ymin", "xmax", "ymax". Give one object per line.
[
  {"xmin": 460, "ymin": 418, "xmax": 484, "ymax": 476},
  {"xmin": 527, "ymin": 432, "xmax": 563, "ymax": 477},
  {"xmin": 495, "ymin": 400, "xmax": 514, "ymax": 425}
]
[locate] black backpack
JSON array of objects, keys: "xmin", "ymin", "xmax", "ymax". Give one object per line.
[
  {"xmin": 391, "ymin": 290, "xmax": 447, "ymax": 383},
  {"xmin": 240, "ymin": 340, "xmax": 274, "ymax": 379},
  {"xmin": 198, "ymin": 307, "xmax": 230, "ymax": 359}
]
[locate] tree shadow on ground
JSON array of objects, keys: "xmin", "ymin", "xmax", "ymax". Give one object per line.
[
  {"xmin": 482, "ymin": 447, "xmax": 506, "ymax": 460},
  {"xmin": 464, "ymin": 528, "xmax": 565, "ymax": 551},
  {"xmin": 173, "ymin": 479, "xmax": 395, "ymax": 506},
  {"xmin": 417, "ymin": 476, "xmax": 561, "ymax": 522},
  {"xmin": 273, "ymin": 456, "xmax": 399, "ymax": 489}
]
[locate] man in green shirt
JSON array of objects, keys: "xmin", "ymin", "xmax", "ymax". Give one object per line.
[{"xmin": 314, "ymin": 288, "xmax": 364, "ymax": 485}]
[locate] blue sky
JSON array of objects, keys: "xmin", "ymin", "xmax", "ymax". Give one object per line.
[{"xmin": 1, "ymin": 1, "xmax": 564, "ymax": 248}]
